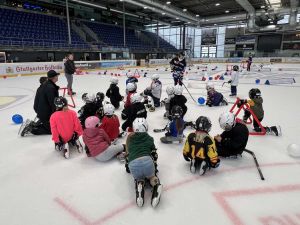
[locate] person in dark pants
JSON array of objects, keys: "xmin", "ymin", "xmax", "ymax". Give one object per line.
[
  {"xmin": 169, "ymin": 52, "xmax": 186, "ymax": 86},
  {"xmin": 64, "ymin": 52, "xmax": 76, "ymax": 95},
  {"xmin": 247, "ymin": 54, "xmax": 253, "ymax": 71},
  {"xmin": 214, "ymin": 112, "xmax": 249, "ymax": 157},
  {"xmin": 20, "ymin": 70, "xmax": 60, "ymax": 136}
]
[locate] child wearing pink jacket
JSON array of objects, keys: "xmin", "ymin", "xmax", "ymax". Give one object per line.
[
  {"xmin": 50, "ymin": 97, "xmax": 83, "ymax": 159},
  {"xmin": 83, "ymin": 116, "xmax": 125, "ymax": 162}
]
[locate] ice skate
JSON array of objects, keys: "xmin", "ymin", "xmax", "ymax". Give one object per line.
[
  {"xmin": 64, "ymin": 147, "xmax": 70, "ymax": 159},
  {"xmin": 118, "ymin": 131, "xmax": 127, "ymax": 138},
  {"xmin": 160, "ymin": 136, "xmax": 172, "ymax": 144},
  {"xmin": 270, "ymin": 126, "xmax": 282, "ymax": 136},
  {"xmin": 19, "ymin": 119, "xmax": 34, "ymax": 137},
  {"xmin": 74, "ymin": 139, "xmax": 83, "ymax": 153},
  {"xmin": 151, "ymin": 183, "xmax": 163, "ymax": 208},
  {"xmin": 135, "ymin": 181, "xmax": 145, "ymax": 207},
  {"xmin": 199, "ymin": 161, "xmax": 209, "ymax": 176},
  {"xmin": 190, "ymin": 159, "xmax": 196, "ymax": 173},
  {"xmin": 116, "ymin": 151, "xmax": 126, "ymax": 163},
  {"xmin": 220, "ymin": 99, "xmax": 228, "ymax": 106}
]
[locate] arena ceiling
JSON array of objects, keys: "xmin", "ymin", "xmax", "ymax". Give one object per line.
[{"xmin": 33, "ymin": 0, "xmax": 300, "ymax": 28}]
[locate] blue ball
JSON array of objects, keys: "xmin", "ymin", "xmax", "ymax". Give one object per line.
[
  {"xmin": 255, "ymin": 79, "xmax": 260, "ymax": 84},
  {"xmin": 12, "ymin": 114, "xmax": 23, "ymax": 124},
  {"xmin": 219, "ymin": 76, "xmax": 225, "ymax": 80},
  {"xmin": 209, "ymin": 77, "xmax": 213, "ymax": 80},
  {"xmin": 198, "ymin": 97, "xmax": 206, "ymax": 105}
]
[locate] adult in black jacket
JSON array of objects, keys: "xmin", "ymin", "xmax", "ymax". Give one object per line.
[
  {"xmin": 33, "ymin": 76, "xmax": 48, "ymax": 114},
  {"xmin": 169, "ymin": 85, "xmax": 187, "ymax": 118},
  {"xmin": 21, "ymin": 70, "xmax": 60, "ymax": 136},
  {"xmin": 214, "ymin": 112, "xmax": 249, "ymax": 157},
  {"xmin": 121, "ymin": 93, "xmax": 147, "ymax": 132},
  {"xmin": 106, "ymin": 77, "xmax": 123, "ymax": 109},
  {"xmin": 64, "ymin": 53, "xmax": 76, "ymax": 95},
  {"xmin": 169, "ymin": 52, "xmax": 186, "ymax": 86}
]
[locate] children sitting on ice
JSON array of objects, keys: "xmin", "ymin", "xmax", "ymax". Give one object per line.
[
  {"xmin": 143, "ymin": 74, "xmax": 162, "ymax": 108},
  {"xmin": 106, "ymin": 77, "xmax": 123, "ymax": 109},
  {"xmin": 160, "ymin": 106, "xmax": 185, "ymax": 144},
  {"xmin": 169, "ymin": 85, "xmax": 187, "ymax": 118},
  {"xmin": 100, "ymin": 103, "xmax": 120, "ymax": 142},
  {"xmin": 161, "ymin": 86, "xmax": 175, "ymax": 119},
  {"xmin": 83, "ymin": 116, "xmax": 126, "ymax": 162},
  {"xmin": 206, "ymin": 83, "xmax": 228, "ymax": 107},
  {"xmin": 50, "ymin": 97, "xmax": 83, "ymax": 159}
]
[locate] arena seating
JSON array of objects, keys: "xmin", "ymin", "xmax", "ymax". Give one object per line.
[
  {"xmin": 0, "ymin": 8, "xmax": 89, "ymax": 49},
  {"xmin": 0, "ymin": 7, "xmax": 177, "ymax": 52}
]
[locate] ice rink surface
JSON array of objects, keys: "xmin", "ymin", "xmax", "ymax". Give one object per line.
[{"xmin": 1, "ymin": 63, "xmax": 300, "ymax": 225}]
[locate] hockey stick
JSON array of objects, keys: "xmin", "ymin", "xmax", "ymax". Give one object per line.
[
  {"xmin": 244, "ymin": 149, "xmax": 265, "ymax": 180},
  {"xmin": 153, "ymin": 125, "xmax": 168, "ymax": 133},
  {"xmin": 182, "ymin": 82, "xmax": 197, "ymax": 103},
  {"xmin": 222, "ymin": 81, "xmax": 229, "ymax": 87}
]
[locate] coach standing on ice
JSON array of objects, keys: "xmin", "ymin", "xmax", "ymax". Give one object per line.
[{"xmin": 64, "ymin": 52, "xmax": 76, "ymax": 95}]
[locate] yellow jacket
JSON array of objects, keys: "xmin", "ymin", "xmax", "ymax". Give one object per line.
[{"xmin": 183, "ymin": 131, "xmax": 219, "ymax": 165}]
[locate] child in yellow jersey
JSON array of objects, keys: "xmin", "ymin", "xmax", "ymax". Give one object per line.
[{"xmin": 183, "ymin": 116, "xmax": 220, "ymax": 175}]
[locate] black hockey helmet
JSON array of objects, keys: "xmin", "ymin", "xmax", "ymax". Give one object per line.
[
  {"xmin": 171, "ymin": 105, "xmax": 183, "ymax": 119},
  {"xmin": 96, "ymin": 92, "xmax": 105, "ymax": 101},
  {"xmin": 195, "ymin": 116, "xmax": 212, "ymax": 132},
  {"xmin": 249, "ymin": 88, "xmax": 261, "ymax": 99},
  {"xmin": 233, "ymin": 65, "xmax": 239, "ymax": 71},
  {"xmin": 54, "ymin": 96, "xmax": 68, "ymax": 110}
]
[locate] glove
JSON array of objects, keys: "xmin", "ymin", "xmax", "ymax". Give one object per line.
[
  {"xmin": 55, "ymin": 142, "xmax": 64, "ymax": 151},
  {"xmin": 210, "ymin": 159, "xmax": 220, "ymax": 168},
  {"xmin": 228, "ymin": 80, "xmax": 232, "ymax": 84},
  {"xmin": 183, "ymin": 154, "xmax": 190, "ymax": 161},
  {"xmin": 151, "ymin": 151, "xmax": 158, "ymax": 161}
]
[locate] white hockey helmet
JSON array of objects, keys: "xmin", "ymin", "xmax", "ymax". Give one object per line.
[
  {"xmin": 133, "ymin": 117, "xmax": 148, "ymax": 132},
  {"xmin": 219, "ymin": 112, "xmax": 236, "ymax": 131},
  {"xmin": 126, "ymin": 82, "xmax": 136, "ymax": 92},
  {"xmin": 174, "ymin": 85, "xmax": 183, "ymax": 95},
  {"xmin": 103, "ymin": 103, "xmax": 115, "ymax": 116},
  {"xmin": 166, "ymin": 86, "xmax": 175, "ymax": 95},
  {"xmin": 126, "ymin": 72, "xmax": 134, "ymax": 78},
  {"xmin": 83, "ymin": 94, "xmax": 95, "ymax": 103},
  {"xmin": 110, "ymin": 77, "xmax": 119, "ymax": 84},
  {"xmin": 130, "ymin": 93, "xmax": 143, "ymax": 104},
  {"xmin": 151, "ymin": 74, "xmax": 160, "ymax": 80},
  {"xmin": 206, "ymin": 82, "xmax": 215, "ymax": 91}
]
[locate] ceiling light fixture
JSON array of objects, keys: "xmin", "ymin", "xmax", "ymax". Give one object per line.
[
  {"xmin": 215, "ymin": 3, "xmax": 220, "ymax": 6},
  {"xmin": 196, "ymin": 14, "xmax": 199, "ymax": 17},
  {"xmin": 166, "ymin": 1, "xmax": 171, "ymax": 4},
  {"xmin": 183, "ymin": 8, "xmax": 187, "ymax": 12},
  {"xmin": 176, "ymin": 17, "xmax": 179, "ymax": 19},
  {"xmin": 144, "ymin": 6, "xmax": 148, "ymax": 9},
  {"xmin": 261, "ymin": 5, "xmax": 265, "ymax": 8},
  {"xmin": 225, "ymin": 10, "xmax": 229, "ymax": 13},
  {"xmin": 233, "ymin": 16, "xmax": 236, "ymax": 19},
  {"xmin": 162, "ymin": 12, "xmax": 166, "ymax": 15}
]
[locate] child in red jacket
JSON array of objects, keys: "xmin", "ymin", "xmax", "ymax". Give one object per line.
[
  {"xmin": 83, "ymin": 116, "xmax": 125, "ymax": 162},
  {"xmin": 50, "ymin": 97, "xmax": 83, "ymax": 159},
  {"xmin": 100, "ymin": 103, "xmax": 120, "ymax": 142}
]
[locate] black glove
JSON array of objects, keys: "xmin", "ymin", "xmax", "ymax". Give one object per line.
[
  {"xmin": 183, "ymin": 155, "xmax": 190, "ymax": 162},
  {"xmin": 237, "ymin": 99, "xmax": 247, "ymax": 108},
  {"xmin": 228, "ymin": 80, "xmax": 232, "ymax": 84}
]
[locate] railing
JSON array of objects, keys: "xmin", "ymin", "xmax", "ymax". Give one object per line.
[{"xmin": 0, "ymin": 37, "xmax": 91, "ymax": 50}]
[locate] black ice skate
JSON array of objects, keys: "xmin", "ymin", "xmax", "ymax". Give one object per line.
[
  {"xmin": 135, "ymin": 180, "xmax": 145, "ymax": 207},
  {"xmin": 19, "ymin": 119, "xmax": 34, "ymax": 137},
  {"xmin": 64, "ymin": 147, "xmax": 70, "ymax": 159},
  {"xmin": 151, "ymin": 183, "xmax": 163, "ymax": 208},
  {"xmin": 270, "ymin": 126, "xmax": 282, "ymax": 136}
]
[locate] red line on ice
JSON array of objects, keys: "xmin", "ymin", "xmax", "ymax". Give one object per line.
[
  {"xmin": 213, "ymin": 183, "xmax": 300, "ymax": 225},
  {"xmin": 54, "ymin": 161, "xmax": 300, "ymax": 225}
]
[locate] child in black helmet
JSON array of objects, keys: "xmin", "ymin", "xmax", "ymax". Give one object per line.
[
  {"xmin": 160, "ymin": 106, "xmax": 185, "ymax": 144},
  {"xmin": 183, "ymin": 116, "xmax": 220, "ymax": 175},
  {"xmin": 239, "ymin": 88, "xmax": 281, "ymax": 136}
]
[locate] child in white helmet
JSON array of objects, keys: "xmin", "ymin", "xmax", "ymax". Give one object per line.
[
  {"xmin": 106, "ymin": 77, "xmax": 123, "ymax": 109},
  {"xmin": 169, "ymin": 85, "xmax": 187, "ymax": 118},
  {"xmin": 122, "ymin": 93, "xmax": 147, "ymax": 132},
  {"xmin": 126, "ymin": 117, "xmax": 162, "ymax": 208},
  {"xmin": 161, "ymin": 86, "xmax": 175, "ymax": 119},
  {"xmin": 124, "ymin": 82, "xmax": 137, "ymax": 109},
  {"xmin": 100, "ymin": 103, "xmax": 120, "ymax": 142},
  {"xmin": 143, "ymin": 74, "xmax": 162, "ymax": 107},
  {"xmin": 214, "ymin": 112, "xmax": 249, "ymax": 157},
  {"xmin": 206, "ymin": 83, "xmax": 228, "ymax": 107},
  {"xmin": 228, "ymin": 65, "xmax": 239, "ymax": 97}
]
